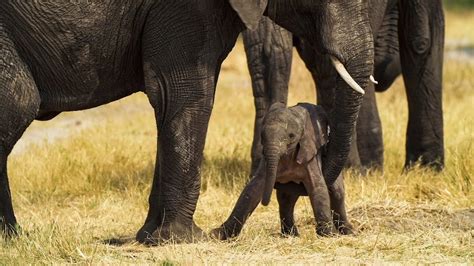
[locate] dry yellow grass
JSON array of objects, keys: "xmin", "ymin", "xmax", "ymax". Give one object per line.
[
  {"xmin": 1, "ymin": 11, "xmax": 473, "ymax": 264},
  {"xmin": 445, "ymin": 10, "xmax": 474, "ymax": 46}
]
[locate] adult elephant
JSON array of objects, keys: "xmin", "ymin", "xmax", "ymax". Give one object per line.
[
  {"xmin": 245, "ymin": 0, "xmax": 445, "ymax": 175},
  {"xmin": 0, "ymin": 0, "xmax": 373, "ymax": 243}
]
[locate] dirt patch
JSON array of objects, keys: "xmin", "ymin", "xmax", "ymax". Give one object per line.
[
  {"xmin": 11, "ymin": 100, "xmax": 149, "ymax": 156},
  {"xmin": 12, "ymin": 118, "xmax": 91, "ymax": 155}
]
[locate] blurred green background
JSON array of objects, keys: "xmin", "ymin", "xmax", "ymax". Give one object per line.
[{"xmin": 444, "ymin": 0, "xmax": 474, "ymax": 10}]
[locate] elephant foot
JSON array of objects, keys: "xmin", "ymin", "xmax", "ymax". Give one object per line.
[
  {"xmin": 335, "ymin": 221, "xmax": 355, "ymax": 235},
  {"xmin": 210, "ymin": 223, "xmax": 241, "ymax": 241},
  {"xmin": 1, "ymin": 221, "xmax": 20, "ymax": 239},
  {"xmin": 346, "ymin": 144, "xmax": 384, "ymax": 176},
  {"xmin": 356, "ymin": 166, "xmax": 368, "ymax": 177},
  {"xmin": 359, "ymin": 153, "xmax": 384, "ymax": 174},
  {"xmin": 404, "ymin": 157, "xmax": 444, "ymax": 172},
  {"xmin": 281, "ymin": 225, "xmax": 299, "ymax": 237},
  {"xmin": 137, "ymin": 221, "xmax": 206, "ymax": 245},
  {"xmin": 136, "ymin": 220, "xmax": 158, "ymax": 243},
  {"xmin": 316, "ymin": 223, "xmax": 337, "ymax": 237}
]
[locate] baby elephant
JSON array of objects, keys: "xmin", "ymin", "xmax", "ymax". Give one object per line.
[{"xmin": 212, "ymin": 102, "xmax": 353, "ymax": 239}]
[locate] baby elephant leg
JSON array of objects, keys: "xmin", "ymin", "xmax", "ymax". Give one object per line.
[
  {"xmin": 276, "ymin": 189, "xmax": 299, "ymax": 236},
  {"xmin": 329, "ymin": 175, "xmax": 354, "ymax": 235},
  {"xmin": 304, "ymin": 158, "xmax": 335, "ymax": 236},
  {"xmin": 211, "ymin": 172, "xmax": 265, "ymax": 240}
]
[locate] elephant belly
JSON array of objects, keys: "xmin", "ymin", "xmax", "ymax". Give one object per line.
[
  {"xmin": 276, "ymin": 159, "xmax": 308, "ymax": 184},
  {"xmin": 37, "ymin": 79, "xmax": 143, "ymax": 112},
  {"xmin": 275, "ymin": 182, "xmax": 308, "ymax": 196},
  {"xmin": 276, "ymin": 174, "xmax": 304, "ymax": 185},
  {"xmin": 2, "ymin": 1, "xmax": 148, "ymax": 111}
]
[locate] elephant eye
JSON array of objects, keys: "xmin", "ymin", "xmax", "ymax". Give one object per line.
[{"xmin": 289, "ymin": 133, "xmax": 295, "ymax": 139}]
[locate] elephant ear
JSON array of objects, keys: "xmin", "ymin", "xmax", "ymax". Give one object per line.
[
  {"xmin": 296, "ymin": 108, "xmax": 318, "ymax": 165},
  {"xmin": 295, "ymin": 104, "xmax": 330, "ymax": 164},
  {"xmin": 229, "ymin": 0, "xmax": 268, "ymax": 30},
  {"xmin": 309, "ymin": 105, "xmax": 330, "ymax": 150}
]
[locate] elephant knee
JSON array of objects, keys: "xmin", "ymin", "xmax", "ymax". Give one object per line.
[
  {"xmin": 403, "ymin": 4, "xmax": 432, "ymax": 56},
  {"xmin": 411, "ymin": 36, "xmax": 431, "ymax": 55}
]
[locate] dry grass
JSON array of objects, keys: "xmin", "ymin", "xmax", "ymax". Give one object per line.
[
  {"xmin": 1, "ymin": 11, "xmax": 473, "ymax": 264},
  {"xmin": 445, "ymin": 9, "xmax": 474, "ymax": 46}
]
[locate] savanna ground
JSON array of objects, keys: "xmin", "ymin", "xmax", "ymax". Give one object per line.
[{"xmin": 1, "ymin": 9, "xmax": 473, "ymax": 265}]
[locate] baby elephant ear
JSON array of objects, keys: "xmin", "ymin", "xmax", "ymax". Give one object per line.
[
  {"xmin": 296, "ymin": 109, "xmax": 318, "ymax": 165},
  {"xmin": 229, "ymin": 0, "xmax": 268, "ymax": 30},
  {"xmin": 310, "ymin": 105, "xmax": 330, "ymax": 150}
]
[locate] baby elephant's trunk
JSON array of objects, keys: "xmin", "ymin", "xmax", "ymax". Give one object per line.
[{"xmin": 261, "ymin": 147, "xmax": 280, "ymax": 206}]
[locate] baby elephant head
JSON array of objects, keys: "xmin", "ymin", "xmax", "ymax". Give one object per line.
[{"xmin": 261, "ymin": 102, "xmax": 329, "ymax": 206}]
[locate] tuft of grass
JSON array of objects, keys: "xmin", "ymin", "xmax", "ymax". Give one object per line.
[{"xmin": 1, "ymin": 10, "xmax": 473, "ymax": 265}]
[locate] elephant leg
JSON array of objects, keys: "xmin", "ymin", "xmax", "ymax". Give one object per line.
[
  {"xmin": 136, "ymin": 9, "xmax": 238, "ymax": 243},
  {"xmin": 0, "ymin": 150, "xmax": 16, "ymax": 238},
  {"xmin": 137, "ymin": 72, "xmax": 217, "ymax": 243},
  {"xmin": 244, "ymin": 17, "xmax": 292, "ymax": 176},
  {"xmin": 328, "ymin": 174, "xmax": 354, "ymax": 235},
  {"xmin": 304, "ymin": 155, "xmax": 334, "ymax": 237},
  {"xmin": 276, "ymin": 189, "xmax": 299, "ymax": 237},
  {"xmin": 211, "ymin": 164, "xmax": 266, "ymax": 240},
  {"xmin": 355, "ymin": 82, "xmax": 384, "ymax": 171},
  {"xmin": 398, "ymin": 0, "xmax": 445, "ymax": 170},
  {"xmin": 0, "ymin": 40, "xmax": 40, "ymax": 237}
]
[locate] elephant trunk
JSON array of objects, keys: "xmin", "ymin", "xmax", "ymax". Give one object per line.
[
  {"xmin": 313, "ymin": 1, "xmax": 374, "ymax": 185},
  {"xmin": 261, "ymin": 146, "xmax": 280, "ymax": 206},
  {"xmin": 323, "ymin": 47, "xmax": 373, "ymax": 185}
]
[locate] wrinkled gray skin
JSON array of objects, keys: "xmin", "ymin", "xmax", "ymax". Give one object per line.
[
  {"xmin": 245, "ymin": 0, "xmax": 445, "ymax": 175},
  {"xmin": 0, "ymin": 0, "xmax": 373, "ymax": 243},
  {"xmin": 211, "ymin": 103, "xmax": 353, "ymax": 239}
]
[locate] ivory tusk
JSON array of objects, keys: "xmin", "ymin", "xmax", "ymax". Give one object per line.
[
  {"xmin": 370, "ymin": 75, "xmax": 379, "ymax": 84},
  {"xmin": 330, "ymin": 55, "xmax": 366, "ymax": 95}
]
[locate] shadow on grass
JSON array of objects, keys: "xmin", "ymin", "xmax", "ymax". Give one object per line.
[{"xmin": 103, "ymin": 235, "xmax": 137, "ymax": 246}]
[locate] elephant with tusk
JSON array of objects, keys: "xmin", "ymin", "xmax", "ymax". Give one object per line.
[
  {"xmin": 0, "ymin": 0, "xmax": 373, "ymax": 243},
  {"xmin": 244, "ymin": 0, "xmax": 445, "ymax": 176},
  {"xmin": 212, "ymin": 103, "xmax": 354, "ymax": 240}
]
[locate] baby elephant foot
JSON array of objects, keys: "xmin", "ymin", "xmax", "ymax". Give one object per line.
[
  {"xmin": 281, "ymin": 225, "xmax": 299, "ymax": 237},
  {"xmin": 335, "ymin": 221, "xmax": 355, "ymax": 235},
  {"xmin": 210, "ymin": 223, "xmax": 241, "ymax": 241},
  {"xmin": 316, "ymin": 222, "xmax": 337, "ymax": 237}
]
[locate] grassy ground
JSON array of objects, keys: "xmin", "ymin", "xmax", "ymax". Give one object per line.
[{"xmin": 1, "ymin": 11, "xmax": 473, "ymax": 264}]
